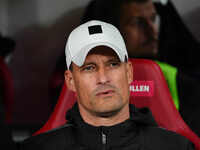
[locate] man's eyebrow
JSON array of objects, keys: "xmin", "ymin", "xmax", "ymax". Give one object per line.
[
  {"xmin": 82, "ymin": 57, "xmax": 120, "ymax": 66},
  {"xmin": 81, "ymin": 62, "xmax": 96, "ymax": 67},
  {"xmin": 127, "ymin": 16, "xmax": 143, "ymax": 21},
  {"xmin": 107, "ymin": 57, "xmax": 121, "ymax": 63}
]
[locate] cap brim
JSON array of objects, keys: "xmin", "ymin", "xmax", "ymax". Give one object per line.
[{"xmin": 72, "ymin": 42, "xmax": 125, "ymax": 67}]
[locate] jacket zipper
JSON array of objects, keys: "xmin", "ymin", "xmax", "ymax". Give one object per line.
[{"xmin": 101, "ymin": 130, "xmax": 107, "ymax": 150}]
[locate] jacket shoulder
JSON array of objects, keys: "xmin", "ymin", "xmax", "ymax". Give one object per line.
[
  {"xmin": 142, "ymin": 126, "xmax": 194, "ymax": 150},
  {"xmin": 20, "ymin": 124, "xmax": 76, "ymax": 150}
]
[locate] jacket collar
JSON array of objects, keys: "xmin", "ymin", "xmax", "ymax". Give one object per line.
[{"xmin": 66, "ymin": 103, "xmax": 157, "ymax": 149}]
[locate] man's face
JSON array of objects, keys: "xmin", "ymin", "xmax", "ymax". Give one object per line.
[
  {"xmin": 119, "ymin": 0, "xmax": 159, "ymax": 58},
  {"xmin": 65, "ymin": 46, "xmax": 133, "ymax": 118}
]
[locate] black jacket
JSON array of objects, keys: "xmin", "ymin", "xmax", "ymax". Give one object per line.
[{"xmin": 20, "ymin": 103, "xmax": 194, "ymax": 150}]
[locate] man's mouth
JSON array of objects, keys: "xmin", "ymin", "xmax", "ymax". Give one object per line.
[
  {"xmin": 96, "ymin": 90, "xmax": 115, "ymax": 97},
  {"xmin": 143, "ymin": 39, "xmax": 157, "ymax": 47}
]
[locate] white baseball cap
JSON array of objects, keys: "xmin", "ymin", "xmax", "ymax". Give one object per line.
[{"xmin": 65, "ymin": 20, "xmax": 128, "ymax": 69}]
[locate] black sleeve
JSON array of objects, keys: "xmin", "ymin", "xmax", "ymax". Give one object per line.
[{"xmin": 186, "ymin": 141, "xmax": 195, "ymax": 150}]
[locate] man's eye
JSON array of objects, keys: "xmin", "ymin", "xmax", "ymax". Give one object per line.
[
  {"xmin": 110, "ymin": 62, "xmax": 120, "ymax": 68},
  {"xmin": 82, "ymin": 65, "xmax": 95, "ymax": 71},
  {"xmin": 130, "ymin": 18, "xmax": 148, "ymax": 28},
  {"xmin": 151, "ymin": 14, "xmax": 158, "ymax": 23},
  {"xmin": 130, "ymin": 18, "xmax": 142, "ymax": 26}
]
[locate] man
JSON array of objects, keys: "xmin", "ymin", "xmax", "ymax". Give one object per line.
[
  {"xmin": 117, "ymin": 0, "xmax": 180, "ymax": 109},
  {"xmin": 118, "ymin": 0, "xmax": 158, "ymax": 58},
  {"xmin": 20, "ymin": 20, "xmax": 194, "ymax": 150}
]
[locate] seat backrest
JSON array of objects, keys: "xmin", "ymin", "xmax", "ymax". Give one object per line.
[
  {"xmin": 34, "ymin": 58, "xmax": 200, "ymax": 149},
  {"xmin": 0, "ymin": 56, "xmax": 14, "ymax": 124}
]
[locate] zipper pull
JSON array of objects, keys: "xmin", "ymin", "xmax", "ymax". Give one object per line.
[
  {"xmin": 102, "ymin": 132, "xmax": 106, "ymax": 145},
  {"xmin": 101, "ymin": 127, "xmax": 107, "ymax": 150}
]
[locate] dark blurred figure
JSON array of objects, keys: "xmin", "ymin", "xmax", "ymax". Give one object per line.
[
  {"xmin": 81, "ymin": 0, "xmax": 200, "ymax": 69},
  {"xmin": 0, "ymin": 33, "xmax": 18, "ymax": 149}
]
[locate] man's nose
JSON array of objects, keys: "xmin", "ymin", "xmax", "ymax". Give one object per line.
[
  {"xmin": 141, "ymin": 19, "xmax": 158, "ymax": 39},
  {"xmin": 96, "ymin": 67, "xmax": 110, "ymax": 84}
]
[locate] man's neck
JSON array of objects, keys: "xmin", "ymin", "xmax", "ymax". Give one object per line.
[{"xmin": 79, "ymin": 104, "xmax": 130, "ymax": 127}]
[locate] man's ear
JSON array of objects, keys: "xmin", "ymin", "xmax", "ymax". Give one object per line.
[
  {"xmin": 64, "ymin": 70, "xmax": 76, "ymax": 92},
  {"xmin": 126, "ymin": 61, "xmax": 133, "ymax": 84}
]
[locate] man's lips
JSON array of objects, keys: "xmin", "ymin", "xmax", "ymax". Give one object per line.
[
  {"xmin": 142, "ymin": 39, "xmax": 158, "ymax": 47},
  {"xmin": 95, "ymin": 90, "xmax": 115, "ymax": 97}
]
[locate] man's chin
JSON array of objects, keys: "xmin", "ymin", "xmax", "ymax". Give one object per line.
[{"xmin": 94, "ymin": 108, "xmax": 121, "ymax": 118}]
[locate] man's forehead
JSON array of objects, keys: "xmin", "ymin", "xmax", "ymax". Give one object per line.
[
  {"xmin": 84, "ymin": 46, "xmax": 120, "ymax": 62},
  {"xmin": 121, "ymin": 1, "xmax": 156, "ymax": 16},
  {"xmin": 87, "ymin": 46, "xmax": 119, "ymax": 57}
]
